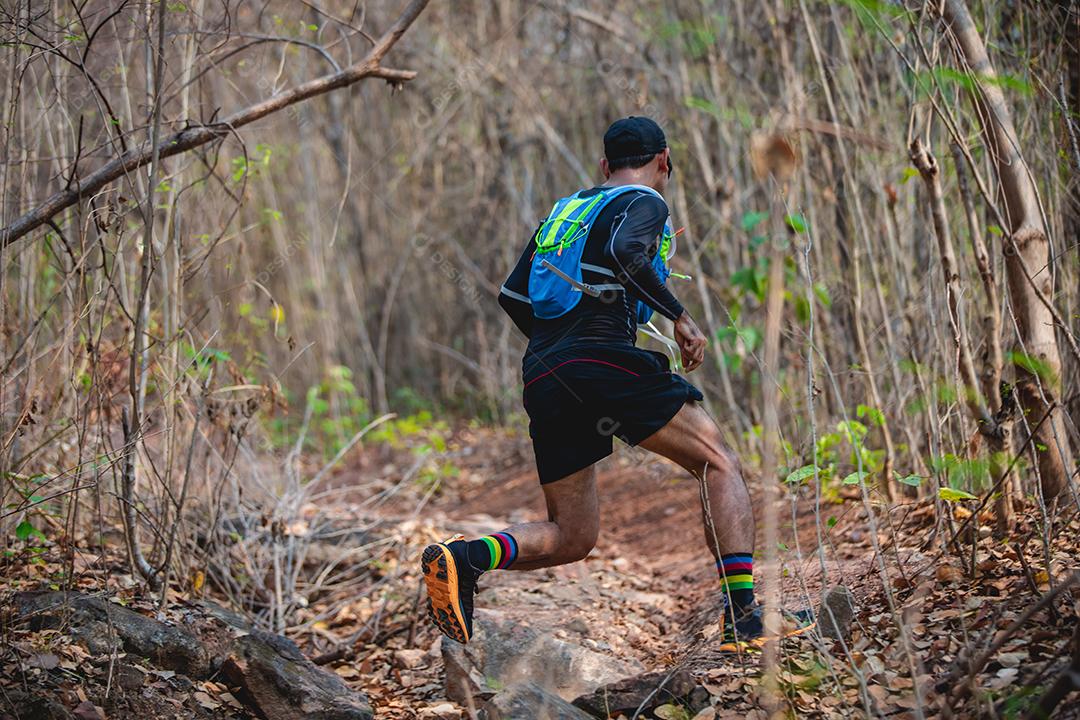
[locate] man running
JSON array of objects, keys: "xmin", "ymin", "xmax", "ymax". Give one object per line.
[{"xmin": 421, "ymin": 117, "xmax": 811, "ymax": 652}]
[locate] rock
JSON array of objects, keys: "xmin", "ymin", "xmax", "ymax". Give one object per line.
[
  {"xmin": 480, "ymin": 681, "xmax": 595, "ymax": 720},
  {"xmin": 195, "ymin": 599, "xmax": 252, "ymax": 632},
  {"xmin": 818, "ymin": 586, "xmax": 856, "ymax": 641},
  {"xmin": 686, "ymin": 685, "xmax": 711, "ymax": 712},
  {"xmin": 420, "ymin": 703, "xmax": 463, "ymax": 720},
  {"xmin": 393, "ymin": 648, "xmax": 427, "ymax": 669},
  {"xmin": 1, "ymin": 690, "xmax": 74, "ymax": 720},
  {"xmin": 71, "ymin": 621, "xmax": 123, "ymax": 656},
  {"xmin": 70, "ymin": 702, "xmax": 104, "ymax": 720},
  {"xmin": 565, "ymin": 617, "xmax": 590, "ymax": 636},
  {"xmin": 115, "ymin": 661, "xmax": 145, "ymax": 691},
  {"xmin": 571, "ymin": 669, "xmax": 698, "ymax": 718},
  {"xmin": 222, "ymin": 630, "xmax": 373, "ymax": 720},
  {"xmin": 15, "ymin": 591, "xmax": 210, "ymax": 678},
  {"xmin": 442, "ymin": 610, "xmax": 644, "ymax": 703}
]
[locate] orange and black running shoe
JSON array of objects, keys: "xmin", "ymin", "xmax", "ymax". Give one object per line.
[
  {"xmin": 421, "ymin": 535, "xmax": 478, "ymax": 644},
  {"xmin": 716, "ymin": 605, "xmax": 816, "ymax": 654}
]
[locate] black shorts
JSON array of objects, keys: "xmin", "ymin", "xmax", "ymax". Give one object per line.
[{"xmin": 522, "ymin": 343, "xmax": 704, "ymax": 484}]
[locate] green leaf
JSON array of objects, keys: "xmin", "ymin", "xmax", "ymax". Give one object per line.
[
  {"xmin": 740, "ymin": 211, "xmax": 769, "ymax": 232},
  {"xmin": 785, "ymin": 213, "xmax": 808, "ymax": 234},
  {"xmin": 842, "ymin": 470, "xmax": 868, "ymax": 485},
  {"xmin": 987, "ymin": 224, "xmax": 1003, "ymax": 237},
  {"xmin": 794, "ymin": 295, "xmax": 811, "ymax": 325},
  {"xmin": 1007, "ymin": 351, "xmax": 1056, "ymax": 383},
  {"xmin": 813, "ymin": 282, "xmax": 832, "ymax": 308},
  {"xmin": 826, "ymin": 516, "xmax": 838, "ymax": 528},
  {"xmin": 785, "ymin": 464, "xmax": 819, "ymax": 485},
  {"xmin": 856, "ymin": 403, "xmax": 885, "ymax": 427},
  {"xmin": 986, "ymin": 72, "xmax": 1033, "ymax": 95},
  {"xmin": 738, "ymin": 325, "xmax": 762, "ymax": 352},
  {"xmin": 836, "ymin": 419, "xmax": 868, "ymax": 444},
  {"xmin": 15, "ymin": 520, "xmax": 45, "ymax": 542},
  {"xmin": 900, "ymin": 167, "xmax": 919, "ymax": 184},
  {"xmin": 897, "ymin": 473, "xmax": 923, "ymax": 487},
  {"xmin": 938, "ymin": 487, "xmax": 978, "ymax": 502},
  {"xmin": 684, "ymin": 96, "xmax": 720, "ymax": 116}
]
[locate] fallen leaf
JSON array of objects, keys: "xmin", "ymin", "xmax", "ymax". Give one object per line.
[
  {"xmin": 654, "ymin": 705, "xmax": 686, "ymax": 720},
  {"xmin": 27, "ymin": 652, "xmax": 59, "ymax": 670},
  {"xmin": 72, "ymin": 701, "xmax": 105, "ymax": 720},
  {"xmin": 219, "ymin": 691, "xmax": 244, "ymax": 709},
  {"xmin": 936, "ymin": 564, "xmax": 963, "ymax": 583},
  {"xmin": 193, "ymin": 691, "xmax": 220, "ymax": 710},
  {"xmin": 989, "ymin": 667, "xmax": 1019, "ymax": 690},
  {"xmin": 997, "ymin": 652, "xmax": 1025, "ymax": 668}
]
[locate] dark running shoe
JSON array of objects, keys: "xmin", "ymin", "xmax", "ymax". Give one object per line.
[
  {"xmin": 717, "ymin": 604, "xmax": 816, "ymax": 654},
  {"xmin": 421, "ymin": 534, "xmax": 478, "ymax": 644}
]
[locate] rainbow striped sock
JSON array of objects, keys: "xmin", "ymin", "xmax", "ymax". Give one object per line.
[
  {"xmin": 466, "ymin": 532, "xmax": 519, "ymax": 572},
  {"xmin": 717, "ymin": 553, "xmax": 755, "ymax": 617}
]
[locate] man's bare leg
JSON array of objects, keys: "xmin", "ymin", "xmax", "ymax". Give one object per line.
[
  {"xmin": 477, "ymin": 464, "xmax": 599, "ymax": 570},
  {"xmin": 637, "ymin": 400, "xmax": 813, "ymax": 647},
  {"xmin": 421, "ymin": 464, "xmax": 599, "ymax": 642},
  {"xmin": 637, "ymin": 401, "xmax": 754, "ymax": 559}
]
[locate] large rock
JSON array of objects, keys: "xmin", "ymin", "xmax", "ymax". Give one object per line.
[
  {"xmin": 571, "ymin": 669, "xmax": 698, "ymax": 718},
  {"xmin": 480, "ymin": 682, "xmax": 595, "ymax": 720},
  {"xmin": 15, "ymin": 591, "xmax": 210, "ymax": 678},
  {"xmin": 442, "ymin": 610, "xmax": 644, "ymax": 703},
  {"xmin": 817, "ymin": 586, "xmax": 855, "ymax": 641},
  {"xmin": 222, "ymin": 630, "xmax": 373, "ymax": 720},
  {"xmin": 0, "ymin": 690, "xmax": 74, "ymax": 720}
]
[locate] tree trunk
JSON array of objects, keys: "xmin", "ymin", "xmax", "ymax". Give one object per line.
[
  {"xmin": 910, "ymin": 139, "xmax": 1015, "ymax": 533},
  {"xmin": 941, "ymin": 0, "xmax": 1075, "ymax": 501}
]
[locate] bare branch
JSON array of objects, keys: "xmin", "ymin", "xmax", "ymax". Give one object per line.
[{"xmin": 0, "ymin": 0, "xmax": 430, "ymax": 249}]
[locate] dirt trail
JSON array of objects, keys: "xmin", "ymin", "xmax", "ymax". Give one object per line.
[
  {"xmin": 423, "ymin": 437, "xmax": 875, "ymax": 677},
  {"xmin": 6, "ymin": 426, "xmax": 1076, "ymax": 719},
  {"xmin": 389, "ymin": 430, "xmax": 1079, "ymax": 720}
]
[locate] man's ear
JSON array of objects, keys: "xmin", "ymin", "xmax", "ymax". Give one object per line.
[
  {"xmin": 658, "ymin": 149, "xmax": 671, "ymax": 176},
  {"xmin": 600, "ymin": 157, "xmax": 610, "ymax": 179}
]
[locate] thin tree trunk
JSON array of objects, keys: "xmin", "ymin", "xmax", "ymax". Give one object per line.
[
  {"xmin": 911, "ymin": 138, "xmax": 1014, "ymax": 533},
  {"xmin": 941, "ymin": 0, "xmax": 1075, "ymax": 501},
  {"xmin": 122, "ymin": 0, "xmax": 168, "ymax": 586}
]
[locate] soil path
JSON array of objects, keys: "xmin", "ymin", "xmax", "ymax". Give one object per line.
[{"xmin": 423, "ymin": 437, "xmax": 873, "ymax": 674}]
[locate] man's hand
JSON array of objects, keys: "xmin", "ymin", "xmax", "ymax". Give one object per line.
[{"xmin": 674, "ymin": 311, "xmax": 706, "ymax": 372}]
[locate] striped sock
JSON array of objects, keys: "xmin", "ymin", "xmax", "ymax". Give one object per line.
[
  {"xmin": 466, "ymin": 532, "xmax": 519, "ymax": 572},
  {"xmin": 717, "ymin": 553, "xmax": 755, "ymax": 618}
]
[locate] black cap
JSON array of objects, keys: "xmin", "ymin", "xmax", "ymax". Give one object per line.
[{"xmin": 603, "ymin": 116, "xmax": 667, "ymax": 162}]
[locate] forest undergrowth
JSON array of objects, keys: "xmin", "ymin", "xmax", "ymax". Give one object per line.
[
  {"xmin": 3, "ymin": 0, "xmax": 1080, "ymax": 718},
  {"xmin": 3, "ymin": 424, "xmax": 1078, "ymax": 718}
]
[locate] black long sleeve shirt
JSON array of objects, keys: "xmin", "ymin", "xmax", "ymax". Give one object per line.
[{"xmin": 498, "ymin": 186, "xmax": 684, "ymax": 359}]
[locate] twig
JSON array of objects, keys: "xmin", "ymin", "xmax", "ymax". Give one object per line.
[
  {"xmin": 1023, "ymin": 621, "xmax": 1080, "ymax": 720},
  {"xmin": 948, "ymin": 571, "xmax": 1079, "ymax": 702}
]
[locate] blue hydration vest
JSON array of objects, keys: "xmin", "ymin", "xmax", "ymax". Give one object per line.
[{"xmin": 527, "ymin": 184, "xmax": 675, "ymax": 323}]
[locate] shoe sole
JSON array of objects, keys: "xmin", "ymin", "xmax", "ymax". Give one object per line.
[
  {"xmin": 421, "ymin": 543, "xmax": 470, "ymax": 644},
  {"xmin": 716, "ymin": 619, "xmax": 818, "ymax": 654}
]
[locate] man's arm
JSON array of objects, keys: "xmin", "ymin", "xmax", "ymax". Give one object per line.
[
  {"xmin": 607, "ymin": 193, "xmax": 706, "ymax": 371},
  {"xmin": 605, "ymin": 194, "xmax": 684, "ymax": 321},
  {"xmin": 498, "ymin": 234, "xmax": 536, "ymax": 338}
]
